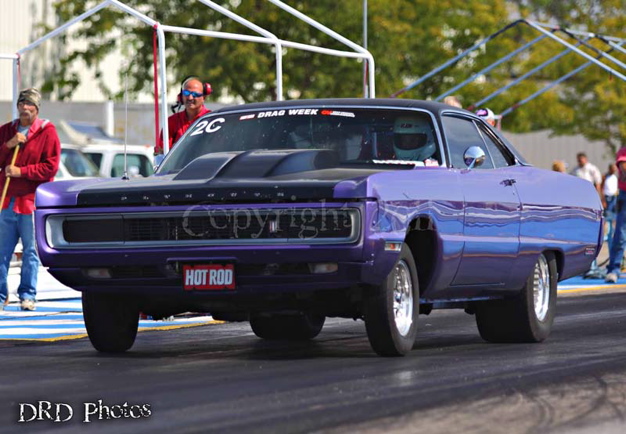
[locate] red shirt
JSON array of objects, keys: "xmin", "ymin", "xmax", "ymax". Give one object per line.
[
  {"xmin": 0, "ymin": 118, "xmax": 61, "ymax": 214},
  {"xmin": 155, "ymin": 106, "xmax": 210, "ymax": 155},
  {"xmin": 616, "ymin": 147, "xmax": 626, "ymax": 191}
]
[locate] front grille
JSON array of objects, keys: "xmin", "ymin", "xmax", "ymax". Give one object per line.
[{"xmin": 52, "ymin": 208, "xmax": 359, "ymax": 247}]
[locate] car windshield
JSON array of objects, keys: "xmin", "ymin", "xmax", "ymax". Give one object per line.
[
  {"xmin": 157, "ymin": 108, "xmax": 440, "ymax": 174},
  {"xmin": 60, "ymin": 148, "xmax": 100, "ymax": 177}
]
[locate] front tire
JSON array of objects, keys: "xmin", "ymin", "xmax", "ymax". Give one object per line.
[
  {"xmin": 364, "ymin": 244, "xmax": 419, "ymax": 356},
  {"xmin": 82, "ymin": 292, "xmax": 140, "ymax": 353},
  {"xmin": 250, "ymin": 313, "xmax": 325, "ymax": 341},
  {"xmin": 476, "ymin": 251, "xmax": 557, "ymax": 343}
]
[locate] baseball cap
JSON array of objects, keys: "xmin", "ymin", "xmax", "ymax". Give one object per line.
[
  {"xmin": 18, "ymin": 88, "xmax": 41, "ymax": 111},
  {"xmin": 475, "ymin": 108, "xmax": 495, "ymax": 121}
]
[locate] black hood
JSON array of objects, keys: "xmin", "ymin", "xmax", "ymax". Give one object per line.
[{"xmin": 75, "ymin": 149, "xmax": 408, "ymax": 206}]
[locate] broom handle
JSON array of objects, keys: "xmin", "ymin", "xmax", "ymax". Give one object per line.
[
  {"xmin": 1, "ymin": 144, "xmax": 20, "ymax": 306},
  {"xmin": 0, "ymin": 145, "xmax": 20, "ymax": 209}
]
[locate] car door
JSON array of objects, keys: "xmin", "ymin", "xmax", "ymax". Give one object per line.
[{"xmin": 442, "ymin": 115, "xmax": 521, "ymax": 286}]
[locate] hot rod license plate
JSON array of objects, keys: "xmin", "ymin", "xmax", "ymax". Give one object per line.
[{"xmin": 182, "ymin": 264, "xmax": 235, "ymax": 290}]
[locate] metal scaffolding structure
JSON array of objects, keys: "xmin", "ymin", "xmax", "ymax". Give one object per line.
[
  {"xmin": 391, "ymin": 19, "xmax": 626, "ymax": 124},
  {"xmin": 8, "ymin": 0, "xmax": 375, "ymax": 153}
]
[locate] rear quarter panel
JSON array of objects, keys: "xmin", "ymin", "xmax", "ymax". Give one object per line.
[{"xmin": 510, "ymin": 166, "xmax": 603, "ymax": 284}]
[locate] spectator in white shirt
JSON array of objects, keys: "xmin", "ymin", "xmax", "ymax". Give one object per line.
[
  {"xmin": 571, "ymin": 152, "xmax": 605, "ymax": 279},
  {"xmin": 570, "ymin": 152, "xmax": 603, "ymax": 199}
]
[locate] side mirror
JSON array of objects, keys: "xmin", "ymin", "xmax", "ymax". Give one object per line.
[{"xmin": 463, "ymin": 146, "xmax": 486, "ymax": 170}]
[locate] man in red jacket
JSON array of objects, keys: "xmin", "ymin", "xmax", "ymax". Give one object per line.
[
  {"xmin": 0, "ymin": 88, "xmax": 60, "ymax": 311},
  {"xmin": 154, "ymin": 76, "xmax": 211, "ymax": 158}
]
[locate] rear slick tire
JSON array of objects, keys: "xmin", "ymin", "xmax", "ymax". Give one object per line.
[
  {"xmin": 476, "ymin": 251, "xmax": 557, "ymax": 343},
  {"xmin": 364, "ymin": 244, "xmax": 419, "ymax": 357},
  {"xmin": 82, "ymin": 292, "xmax": 140, "ymax": 353}
]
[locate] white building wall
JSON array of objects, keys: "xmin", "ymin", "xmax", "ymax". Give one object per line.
[
  {"xmin": 0, "ymin": 0, "xmax": 51, "ymax": 100},
  {"xmin": 0, "ymin": 1, "xmax": 141, "ymax": 103},
  {"xmin": 503, "ymin": 130, "xmax": 615, "ymax": 174}
]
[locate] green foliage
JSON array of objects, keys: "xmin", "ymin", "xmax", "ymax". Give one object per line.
[
  {"xmin": 46, "ymin": 0, "xmax": 626, "ymax": 149},
  {"xmin": 504, "ymin": 0, "xmax": 626, "ymax": 148}
]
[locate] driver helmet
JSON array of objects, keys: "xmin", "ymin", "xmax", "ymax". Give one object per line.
[{"xmin": 393, "ymin": 116, "xmax": 436, "ymax": 161}]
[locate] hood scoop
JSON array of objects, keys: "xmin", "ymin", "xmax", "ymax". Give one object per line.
[{"xmin": 174, "ymin": 149, "xmax": 340, "ymax": 181}]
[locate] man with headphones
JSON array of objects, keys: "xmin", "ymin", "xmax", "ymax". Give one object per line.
[{"xmin": 154, "ymin": 76, "xmax": 212, "ymax": 156}]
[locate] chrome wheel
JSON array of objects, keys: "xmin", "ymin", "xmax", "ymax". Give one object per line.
[
  {"xmin": 533, "ymin": 254, "xmax": 550, "ymax": 322},
  {"xmin": 364, "ymin": 244, "xmax": 419, "ymax": 356},
  {"xmin": 393, "ymin": 260, "xmax": 414, "ymax": 336}
]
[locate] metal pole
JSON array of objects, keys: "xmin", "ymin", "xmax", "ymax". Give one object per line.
[
  {"xmin": 470, "ymin": 36, "xmax": 591, "ymax": 109},
  {"xmin": 367, "ymin": 54, "xmax": 376, "ymax": 98},
  {"xmin": 267, "ymin": 0, "xmax": 374, "ymax": 97},
  {"xmin": 532, "ymin": 21, "xmax": 626, "ymax": 44},
  {"xmin": 18, "ymin": 1, "xmax": 111, "ymax": 54},
  {"xmin": 12, "ymin": 58, "xmax": 18, "ymax": 120},
  {"xmin": 500, "ymin": 43, "xmax": 624, "ymax": 117},
  {"xmin": 390, "ymin": 19, "xmax": 525, "ymax": 97},
  {"xmin": 434, "ymin": 34, "xmax": 547, "ymax": 102},
  {"xmin": 1, "ymin": 53, "xmax": 19, "ymax": 119},
  {"xmin": 197, "ymin": 0, "xmax": 282, "ymax": 100},
  {"xmin": 363, "ymin": 0, "xmax": 368, "ymax": 98},
  {"xmin": 268, "ymin": 0, "xmax": 369, "ymax": 55},
  {"xmin": 157, "ymin": 27, "xmax": 169, "ymax": 154},
  {"xmin": 558, "ymin": 28, "xmax": 626, "ymax": 70},
  {"xmin": 109, "ymin": 0, "xmax": 157, "ymax": 26},
  {"xmin": 275, "ymin": 42, "xmax": 283, "ymax": 101},
  {"xmin": 525, "ymin": 20, "xmax": 626, "ymax": 81},
  {"xmin": 604, "ymin": 39, "xmax": 626, "ymax": 56}
]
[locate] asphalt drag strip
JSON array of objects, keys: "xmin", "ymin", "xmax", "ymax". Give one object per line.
[{"xmin": 0, "ymin": 274, "xmax": 623, "ymax": 341}]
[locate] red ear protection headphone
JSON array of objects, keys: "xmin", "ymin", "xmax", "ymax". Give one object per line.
[{"xmin": 176, "ymin": 76, "xmax": 212, "ymax": 104}]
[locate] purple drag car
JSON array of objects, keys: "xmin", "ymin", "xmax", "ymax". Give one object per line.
[{"xmin": 35, "ymin": 99, "xmax": 603, "ymax": 356}]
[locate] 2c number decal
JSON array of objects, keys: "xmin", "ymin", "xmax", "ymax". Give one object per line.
[{"xmin": 190, "ymin": 118, "xmax": 225, "ymax": 136}]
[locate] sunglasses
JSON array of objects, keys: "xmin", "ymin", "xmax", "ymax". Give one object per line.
[{"xmin": 182, "ymin": 89, "xmax": 203, "ymax": 98}]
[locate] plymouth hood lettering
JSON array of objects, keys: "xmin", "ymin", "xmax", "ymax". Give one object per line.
[{"xmin": 37, "ymin": 149, "xmax": 405, "ymax": 207}]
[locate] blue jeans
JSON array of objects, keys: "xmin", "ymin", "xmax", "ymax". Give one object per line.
[
  {"xmin": 0, "ymin": 198, "xmax": 39, "ymax": 303},
  {"xmin": 607, "ymin": 190, "xmax": 626, "ymax": 275},
  {"xmin": 604, "ymin": 195, "xmax": 617, "ymax": 251}
]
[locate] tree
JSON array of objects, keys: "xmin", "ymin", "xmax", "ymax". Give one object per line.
[
  {"xmin": 47, "ymin": 0, "xmax": 511, "ymax": 101},
  {"xmin": 45, "ymin": 0, "xmax": 626, "ymax": 149},
  {"xmin": 504, "ymin": 0, "xmax": 626, "ymax": 150}
]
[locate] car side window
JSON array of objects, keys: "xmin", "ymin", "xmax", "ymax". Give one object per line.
[
  {"xmin": 84, "ymin": 152, "xmax": 103, "ymax": 169},
  {"xmin": 441, "ymin": 116, "xmax": 494, "ymax": 169},
  {"xmin": 60, "ymin": 149, "xmax": 100, "ymax": 177},
  {"xmin": 476, "ymin": 123, "xmax": 515, "ymax": 168},
  {"xmin": 112, "ymin": 154, "xmax": 154, "ymax": 177}
]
